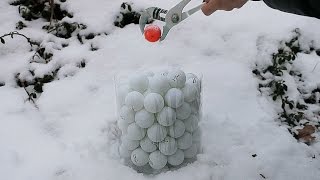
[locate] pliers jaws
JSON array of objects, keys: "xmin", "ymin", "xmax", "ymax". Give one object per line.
[{"xmin": 139, "ymin": 0, "xmax": 204, "ymax": 41}]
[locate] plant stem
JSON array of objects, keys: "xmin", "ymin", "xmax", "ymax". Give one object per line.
[
  {"xmin": 0, "ymin": 31, "xmax": 38, "ymax": 47},
  {"xmin": 49, "ymin": 0, "xmax": 54, "ymax": 26},
  {"xmin": 23, "ymin": 87, "xmax": 39, "ymax": 109}
]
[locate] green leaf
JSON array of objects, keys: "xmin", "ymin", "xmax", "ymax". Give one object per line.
[
  {"xmin": 289, "ymin": 103, "xmax": 294, "ymax": 109},
  {"xmin": 277, "ymin": 71, "xmax": 283, "ymax": 76},
  {"xmin": 280, "ymin": 66, "xmax": 287, "ymax": 70},
  {"xmin": 296, "ymin": 103, "xmax": 308, "ymax": 110},
  {"xmin": 0, "ymin": 37, "xmax": 5, "ymax": 44},
  {"xmin": 30, "ymin": 93, "xmax": 37, "ymax": 99},
  {"xmin": 272, "ymin": 95, "xmax": 277, "ymax": 101}
]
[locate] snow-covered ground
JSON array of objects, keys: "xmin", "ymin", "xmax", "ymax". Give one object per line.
[{"xmin": 1, "ymin": 0, "xmax": 320, "ymax": 180}]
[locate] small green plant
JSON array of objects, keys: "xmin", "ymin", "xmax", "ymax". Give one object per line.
[
  {"xmin": 44, "ymin": 21, "xmax": 86, "ymax": 39},
  {"xmin": 114, "ymin": 2, "xmax": 152, "ymax": 28},
  {"xmin": 11, "ymin": 0, "xmax": 73, "ymax": 22},
  {"xmin": 4, "ymin": 0, "xmax": 91, "ymax": 108},
  {"xmin": 253, "ymin": 29, "xmax": 319, "ymax": 144},
  {"xmin": 16, "ymin": 21, "xmax": 27, "ymax": 30}
]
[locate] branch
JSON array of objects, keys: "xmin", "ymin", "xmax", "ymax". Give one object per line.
[
  {"xmin": 23, "ymin": 87, "xmax": 39, "ymax": 109},
  {"xmin": 49, "ymin": 0, "xmax": 55, "ymax": 26},
  {"xmin": 0, "ymin": 31, "xmax": 38, "ymax": 47},
  {"xmin": 312, "ymin": 61, "xmax": 319, "ymax": 72}
]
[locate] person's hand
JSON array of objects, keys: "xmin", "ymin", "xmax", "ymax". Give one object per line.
[{"xmin": 201, "ymin": 0, "xmax": 249, "ymax": 16}]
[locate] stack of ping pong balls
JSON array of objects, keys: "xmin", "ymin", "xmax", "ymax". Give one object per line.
[{"xmin": 116, "ymin": 69, "xmax": 201, "ymax": 172}]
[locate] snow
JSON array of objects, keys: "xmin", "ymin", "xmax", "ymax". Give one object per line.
[{"xmin": 1, "ymin": 0, "xmax": 320, "ymax": 180}]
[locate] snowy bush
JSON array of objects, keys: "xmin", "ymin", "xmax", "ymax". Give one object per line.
[
  {"xmin": 10, "ymin": 0, "xmax": 88, "ymax": 39},
  {"xmin": 10, "ymin": 0, "xmax": 73, "ymax": 21},
  {"xmin": 114, "ymin": 2, "xmax": 152, "ymax": 28},
  {"xmin": 253, "ymin": 29, "xmax": 320, "ymax": 144},
  {"xmin": 3, "ymin": 0, "xmax": 93, "ymax": 107},
  {"xmin": 115, "ymin": 69, "xmax": 202, "ymax": 173}
]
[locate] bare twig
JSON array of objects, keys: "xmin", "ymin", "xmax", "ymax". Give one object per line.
[
  {"xmin": 0, "ymin": 31, "xmax": 38, "ymax": 47},
  {"xmin": 312, "ymin": 62, "xmax": 319, "ymax": 72},
  {"xmin": 260, "ymin": 174, "xmax": 266, "ymax": 179},
  {"xmin": 23, "ymin": 87, "xmax": 39, "ymax": 109}
]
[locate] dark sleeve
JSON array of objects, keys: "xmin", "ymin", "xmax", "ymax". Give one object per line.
[{"xmin": 262, "ymin": 0, "xmax": 320, "ymax": 19}]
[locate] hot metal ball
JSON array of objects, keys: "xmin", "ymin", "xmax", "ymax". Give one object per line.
[{"xmin": 144, "ymin": 25, "xmax": 161, "ymax": 42}]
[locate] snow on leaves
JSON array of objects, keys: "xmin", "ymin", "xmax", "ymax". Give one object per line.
[
  {"xmin": 253, "ymin": 29, "xmax": 320, "ymax": 145},
  {"xmin": 0, "ymin": 0, "xmax": 95, "ymax": 106},
  {"xmin": 10, "ymin": 0, "xmax": 73, "ymax": 21},
  {"xmin": 114, "ymin": 2, "xmax": 152, "ymax": 28}
]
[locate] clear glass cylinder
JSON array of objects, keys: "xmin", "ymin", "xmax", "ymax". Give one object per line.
[{"xmin": 114, "ymin": 68, "xmax": 202, "ymax": 174}]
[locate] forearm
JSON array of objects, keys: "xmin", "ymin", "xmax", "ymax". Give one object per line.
[{"xmin": 262, "ymin": 0, "xmax": 320, "ymax": 19}]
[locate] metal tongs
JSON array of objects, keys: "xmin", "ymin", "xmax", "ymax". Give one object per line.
[{"xmin": 139, "ymin": 0, "xmax": 204, "ymax": 41}]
